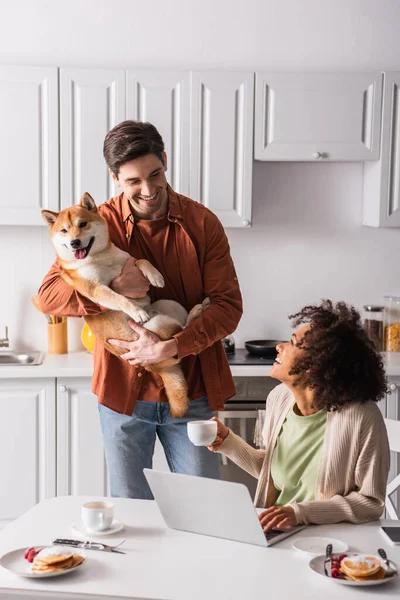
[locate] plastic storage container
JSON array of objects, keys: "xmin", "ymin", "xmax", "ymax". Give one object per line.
[
  {"xmin": 384, "ymin": 296, "xmax": 400, "ymax": 352},
  {"xmin": 363, "ymin": 305, "xmax": 384, "ymax": 352}
]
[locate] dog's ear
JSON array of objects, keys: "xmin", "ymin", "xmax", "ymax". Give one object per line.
[
  {"xmin": 79, "ymin": 192, "xmax": 97, "ymax": 212},
  {"xmin": 41, "ymin": 210, "xmax": 59, "ymax": 227}
]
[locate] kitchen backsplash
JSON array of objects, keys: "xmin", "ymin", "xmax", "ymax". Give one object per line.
[{"xmin": 2, "ymin": 161, "xmax": 400, "ymax": 353}]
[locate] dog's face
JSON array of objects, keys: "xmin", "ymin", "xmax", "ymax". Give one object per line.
[{"xmin": 42, "ymin": 193, "xmax": 110, "ymax": 263}]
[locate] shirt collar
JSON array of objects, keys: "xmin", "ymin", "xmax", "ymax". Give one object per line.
[{"xmin": 121, "ymin": 185, "xmax": 183, "ymax": 224}]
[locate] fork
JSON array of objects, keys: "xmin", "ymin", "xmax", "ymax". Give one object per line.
[{"xmin": 377, "ymin": 548, "xmax": 398, "ymax": 576}]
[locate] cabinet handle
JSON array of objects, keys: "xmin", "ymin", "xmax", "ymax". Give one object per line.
[
  {"xmin": 59, "ymin": 385, "xmax": 68, "ymax": 393},
  {"xmin": 242, "ymin": 219, "xmax": 251, "ymax": 227},
  {"xmin": 312, "ymin": 152, "xmax": 322, "ymax": 159},
  {"xmin": 389, "ymin": 383, "xmax": 398, "ymax": 392}
]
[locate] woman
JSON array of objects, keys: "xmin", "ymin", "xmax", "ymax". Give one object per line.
[{"xmin": 209, "ymin": 300, "xmax": 390, "ymax": 532}]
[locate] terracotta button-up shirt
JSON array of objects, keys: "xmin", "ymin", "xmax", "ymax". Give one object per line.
[{"xmin": 37, "ymin": 186, "xmax": 243, "ymax": 416}]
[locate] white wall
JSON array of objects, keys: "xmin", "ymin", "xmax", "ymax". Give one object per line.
[{"xmin": 1, "ymin": 0, "xmax": 400, "ymax": 351}]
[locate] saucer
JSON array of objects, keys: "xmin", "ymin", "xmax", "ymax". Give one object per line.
[
  {"xmin": 71, "ymin": 520, "xmax": 124, "ymax": 537},
  {"xmin": 293, "ymin": 536, "xmax": 348, "ymax": 556}
]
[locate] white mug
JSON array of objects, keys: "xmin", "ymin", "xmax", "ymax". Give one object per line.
[
  {"xmin": 187, "ymin": 420, "xmax": 218, "ymax": 446},
  {"xmin": 81, "ymin": 501, "xmax": 114, "ymax": 532}
]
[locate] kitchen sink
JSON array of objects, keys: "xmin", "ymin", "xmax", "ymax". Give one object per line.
[{"xmin": 0, "ymin": 351, "xmax": 44, "ymax": 366}]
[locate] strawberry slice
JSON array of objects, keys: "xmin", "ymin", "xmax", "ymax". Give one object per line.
[{"xmin": 24, "ymin": 547, "xmax": 34, "ymax": 560}]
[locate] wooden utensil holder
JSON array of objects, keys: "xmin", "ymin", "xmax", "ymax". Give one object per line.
[{"xmin": 47, "ymin": 319, "xmax": 68, "ymax": 354}]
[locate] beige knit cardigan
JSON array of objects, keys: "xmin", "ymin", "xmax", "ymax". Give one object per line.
[{"xmin": 218, "ymin": 383, "xmax": 390, "ymax": 525}]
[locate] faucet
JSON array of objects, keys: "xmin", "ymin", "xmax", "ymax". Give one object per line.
[{"xmin": 0, "ymin": 326, "xmax": 9, "ymax": 348}]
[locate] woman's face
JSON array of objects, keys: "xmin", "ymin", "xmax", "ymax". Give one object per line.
[{"xmin": 270, "ymin": 324, "xmax": 310, "ymax": 383}]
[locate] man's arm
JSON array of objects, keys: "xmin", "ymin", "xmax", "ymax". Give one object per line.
[
  {"xmin": 37, "ymin": 260, "xmax": 105, "ymax": 317},
  {"xmin": 173, "ymin": 217, "xmax": 243, "ymax": 358}
]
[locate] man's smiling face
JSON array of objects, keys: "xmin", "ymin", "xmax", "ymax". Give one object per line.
[{"xmin": 112, "ymin": 153, "xmax": 169, "ymax": 220}]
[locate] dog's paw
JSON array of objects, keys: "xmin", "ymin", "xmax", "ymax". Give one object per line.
[
  {"xmin": 148, "ymin": 272, "xmax": 165, "ymax": 288},
  {"xmin": 202, "ymin": 297, "xmax": 211, "ymax": 309},
  {"xmin": 129, "ymin": 309, "xmax": 150, "ymax": 324},
  {"xmin": 186, "ymin": 304, "xmax": 203, "ymax": 325}
]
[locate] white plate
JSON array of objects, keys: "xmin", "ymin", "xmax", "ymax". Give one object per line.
[
  {"xmin": 293, "ymin": 536, "xmax": 348, "ymax": 556},
  {"xmin": 0, "ymin": 546, "xmax": 86, "ymax": 579},
  {"xmin": 71, "ymin": 519, "xmax": 124, "ymax": 537},
  {"xmin": 309, "ymin": 552, "xmax": 398, "ymax": 587}
]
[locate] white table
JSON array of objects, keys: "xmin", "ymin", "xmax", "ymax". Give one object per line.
[{"xmin": 0, "ymin": 496, "xmax": 399, "ymax": 600}]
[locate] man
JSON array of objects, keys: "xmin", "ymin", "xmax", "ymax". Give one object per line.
[{"xmin": 38, "ymin": 120, "xmax": 243, "ymax": 499}]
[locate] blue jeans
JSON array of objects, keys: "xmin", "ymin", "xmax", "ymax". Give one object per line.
[{"xmin": 98, "ymin": 397, "xmax": 221, "ymax": 499}]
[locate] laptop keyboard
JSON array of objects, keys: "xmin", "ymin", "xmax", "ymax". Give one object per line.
[{"xmin": 264, "ymin": 529, "xmax": 284, "ymax": 542}]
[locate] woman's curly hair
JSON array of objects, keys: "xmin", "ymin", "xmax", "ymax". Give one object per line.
[{"xmin": 288, "ymin": 300, "xmax": 387, "ymax": 411}]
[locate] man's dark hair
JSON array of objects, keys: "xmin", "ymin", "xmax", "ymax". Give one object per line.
[
  {"xmin": 289, "ymin": 299, "xmax": 387, "ymax": 411},
  {"xmin": 103, "ymin": 120, "xmax": 165, "ymax": 176}
]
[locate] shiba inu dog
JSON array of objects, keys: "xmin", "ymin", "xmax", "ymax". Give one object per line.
[{"xmin": 41, "ymin": 192, "xmax": 209, "ymax": 417}]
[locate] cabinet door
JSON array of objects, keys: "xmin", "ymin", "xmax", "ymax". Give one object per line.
[
  {"xmin": 255, "ymin": 72, "xmax": 383, "ymax": 161},
  {"xmin": 363, "ymin": 72, "xmax": 400, "ymax": 227},
  {"xmin": 384, "ymin": 378, "xmax": 400, "ymax": 514},
  {"xmin": 126, "ymin": 71, "xmax": 190, "ymax": 196},
  {"xmin": 0, "ymin": 379, "xmax": 56, "ymax": 528},
  {"xmin": 57, "ymin": 378, "xmax": 108, "ymax": 496},
  {"xmin": 0, "ymin": 66, "xmax": 58, "ymax": 225},
  {"xmin": 190, "ymin": 72, "xmax": 254, "ymax": 228},
  {"xmin": 60, "ymin": 68, "xmax": 125, "ymax": 209}
]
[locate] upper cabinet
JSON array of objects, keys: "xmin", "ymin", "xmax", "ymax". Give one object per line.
[
  {"xmin": 0, "ymin": 66, "xmax": 59, "ymax": 225},
  {"xmin": 126, "ymin": 71, "xmax": 190, "ymax": 196},
  {"xmin": 254, "ymin": 72, "xmax": 383, "ymax": 161},
  {"xmin": 189, "ymin": 72, "xmax": 254, "ymax": 227},
  {"xmin": 60, "ymin": 68, "xmax": 125, "ymax": 209},
  {"xmin": 363, "ymin": 72, "xmax": 400, "ymax": 227}
]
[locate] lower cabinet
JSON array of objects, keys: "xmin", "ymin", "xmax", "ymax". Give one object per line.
[
  {"xmin": 0, "ymin": 379, "xmax": 56, "ymax": 528},
  {"xmin": 0, "ymin": 375, "xmax": 170, "ymax": 527},
  {"xmin": 57, "ymin": 378, "xmax": 108, "ymax": 497}
]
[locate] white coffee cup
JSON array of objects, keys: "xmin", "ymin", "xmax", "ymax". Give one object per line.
[
  {"xmin": 187, "ymin": 420, "xmax": 218, "ymax": 446},
  {"xmin": 81, "ymin": 501, "xmax": 114, "ymax": 532}
]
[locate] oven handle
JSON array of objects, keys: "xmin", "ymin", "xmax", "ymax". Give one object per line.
[{"xmin": 217, "ymin": 411, "xmax": 257, "ymax": 419}]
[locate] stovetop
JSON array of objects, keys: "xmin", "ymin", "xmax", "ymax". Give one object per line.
[{"xmin": 225, "ymin": 348, "xmax": 276, "ymax": 366}]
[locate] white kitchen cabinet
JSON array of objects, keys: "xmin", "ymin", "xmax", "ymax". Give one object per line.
[
  {"xmin": 60, "ymin": 68, "xmax": 125, "ymax": 209},
  {"xmin": 57, "ymin": 377, "xmax": 108, "ymax": 497},
  {"xmin": 254, "ymin": 72, "xmax": 383, "ymax": 161},
  {"xmin": 0, "ymin": 379, "xmax": 56, "ymax": 528},
  {"xmin": 383, "ymin": 378, "xmax": 400, "ymax": 513},
  {"xmin": 126, "ymin": 71, "xmax": 190, "ymax": 196},
  {"xmin": 0, "ymin": 65, "xmax": 59, "ymax": 225},
  {"xmin": 363, "ymin": 72, "xmax": 400, "ymax": 227},
  {"xmin": 189, "ymin": 71, "xmax": 254, "ymax": 227}
]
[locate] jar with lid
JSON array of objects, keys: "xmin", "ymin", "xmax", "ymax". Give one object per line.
[
  {"xmin": 362, "ymin": 306, "xmax": 384, "ymax": 352},
  {"xmin": 384, "ymin": 296, "xmax": 400, "ymax": 352}
]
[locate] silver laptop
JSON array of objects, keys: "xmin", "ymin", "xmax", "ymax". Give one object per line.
[{"xmin": 143, "ymin": 469, "xmax": 306, "ymax": 547}]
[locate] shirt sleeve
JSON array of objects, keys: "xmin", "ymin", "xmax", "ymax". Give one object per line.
[
  {"xmin": 217, "ymin": 430, "xmax": 266, "ymax": 479},
  {"xmin": 37, "ymin": 260, "xmax": 107, "ymax": 317},
  {"xmin": 173, "ymin": 216, "xmax": 243, "ymax": 358},
  {"xmin": 290, "ymin": 408, "xmax": 390, "ymax": 525}
]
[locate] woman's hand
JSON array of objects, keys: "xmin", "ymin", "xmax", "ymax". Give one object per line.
[
  {"xmin": 111, "ymin": 257, "xmax": 150, "ymax": 298},
  {"xmin": 207, "ymin": 417, "xmax": 230, "ymax": 452},
  {"xmin": 258, "ymin": 505, "xmax": 297, "ymax": 532}
]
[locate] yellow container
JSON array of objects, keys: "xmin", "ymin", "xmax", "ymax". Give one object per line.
[
  {"xmin": 81, "ymin": 322, "xmax": 95, "ymax": 353},
  {"xmin": 47, "ymin": 319, "xmax": 68, "ymax": 354}
]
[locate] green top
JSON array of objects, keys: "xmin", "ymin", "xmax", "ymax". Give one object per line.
[{"xmin": 270, "ymin": 403, "xmax": 327, "ymax": 506}]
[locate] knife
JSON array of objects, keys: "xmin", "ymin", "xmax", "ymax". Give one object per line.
[
  {"xmin": 324, "ymin": 543, "xmax": 333, "ymax": 577},
  {"xmin": 52, "ymin": 538, "xmax": 126, "ymax": 554}
]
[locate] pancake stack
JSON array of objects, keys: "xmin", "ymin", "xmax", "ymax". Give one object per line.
[
  {"xmin": 32, "ymin": 552, "xmax": 84, "ymax": 574},
  {"xmin": 340, "ymin": 555, "xmax": 385, "ymax": 582}
]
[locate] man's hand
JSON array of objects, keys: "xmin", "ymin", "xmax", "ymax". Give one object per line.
[
  {"xmin": 207, "ymin": 417, "xmax": 230, "ymax": 452},
  {"xmin": 258, "ymin": 506, "xmax": 297, "ymax": 532},
  {"xmin": 108, "ymin": 321, "xmax": 178, "ymax": 366},
  {"xmin": 111, "ymin": 257, "xmax": 150, "ymax": 299}
]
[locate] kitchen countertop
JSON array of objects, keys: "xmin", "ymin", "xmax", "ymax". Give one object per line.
[{"xmin": 1, "ymin": 350, "xmax": 400, "ymax": 379}]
